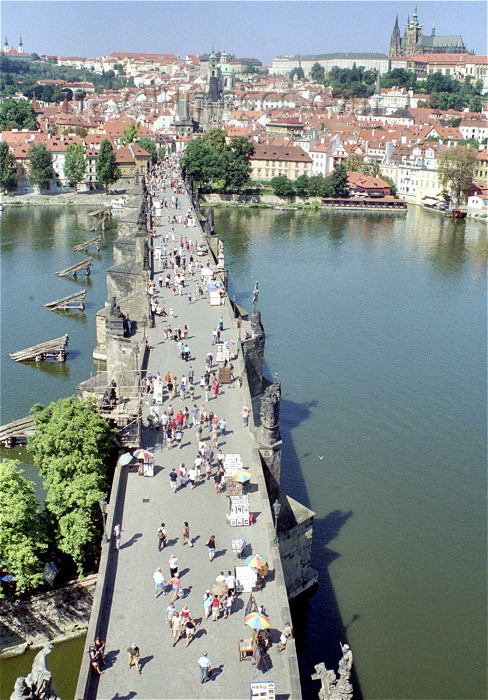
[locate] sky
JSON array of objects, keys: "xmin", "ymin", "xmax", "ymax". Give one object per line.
[{"xmin": 1, "ymin": 1, "xmax": 486, "ymax": 65}]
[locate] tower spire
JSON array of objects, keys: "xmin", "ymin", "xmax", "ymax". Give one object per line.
[{"xmin": 431, "ymin": 20, "xmax": 435, "ymax": 37}]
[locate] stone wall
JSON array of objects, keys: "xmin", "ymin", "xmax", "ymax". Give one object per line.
[{"xmin": 278, "ymin": 495, "xmax": 318, "ymax": 599}]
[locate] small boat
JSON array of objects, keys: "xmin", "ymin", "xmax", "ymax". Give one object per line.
[
  {"xmin": 446, "ymin": 208, "xmax": 467, "ymax": 219},
  {"xmin": 110, "ymin": 197, "xmax": 126, "ymax": 209}
]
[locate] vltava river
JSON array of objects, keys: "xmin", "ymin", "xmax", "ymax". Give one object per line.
[
  {"xmin": 214, "ymin": 205, "xmax": 487, "ymax": 700},
  {"xmin": 0, "ymin": 203, "xmax": 486, "ymax": 699}
]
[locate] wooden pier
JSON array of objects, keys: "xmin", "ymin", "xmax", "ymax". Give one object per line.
[
  {"xmin": 44, "ymin": 289, "xmax": 86, "ymax": 311},
  {"xmin": 73, "ymin": 236, "xmax": 101, "ymax": 252},
  {"xmin": 54, "ymin": 258, "xmax": 92, "ymax": 277},
  {"xmin": 9, "ymin": 334, "xmax": 69, "ymax": 362},
  {"xmin": 0, "ymin": 416, "xmax": 36, "ymax": 447}
]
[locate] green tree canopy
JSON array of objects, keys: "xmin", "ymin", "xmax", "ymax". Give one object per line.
[
  {"xmin": 0, "ymin": 98, "xmax": 37, "ymax": 130},
  {"xmin": 325, "ymin": 163, "xmax": 349, "ymax": 197},
  {"xmin": 310, "ymin": 62, "xmax": 326, "ymax": 83},
  {"xmin": 96, "ymin": 138, "xmax": 120, "ymax": 192},
  {"xmin": 27, "ymin": 143, "xmax": 54, "ymax": 189},
  {"xmin": 203, "ymin": 128, "xmax": 227, "ymax": 152},
  {"xmin": 437, "ymin": 145, "xmax": 478, "ymax": 205},
  {"xmin": 64, "ymin": 142, "xmax": 86, "ymax": 188},
  {"xmin": 270, "ymin": 175, "xmax": 296, "ymax": 197},
  {"xmin": 28, "ymin": 397, "xmax": 115, "ymax": 575},
  {"xmin": 182, "ymin": 132, "xmax": 254, "ymax": 191},
  {"xmin": 294, "ymin": 174, "xmax": 310, "ymax": 197},
  {"xmin": 121, "ymin": 120, "xmax": 139, "ymax": 145},
  {"xmin": 289, "ymin": 67, "xmax": 305, "ymax": 81},
  {"xmin": 0, "ymin": 141, "xmax": 18, "ymax": 192},
  {"xmin": 137, "ymin": 136, "xmax": 158, "ymax": 163},
  {"xmin": 0, "ymin": 459, "xmax": 46, "ymax": 595},
  {"xmin": 381, "ymin": 68, "xmax": 417, "ymax": 89}
]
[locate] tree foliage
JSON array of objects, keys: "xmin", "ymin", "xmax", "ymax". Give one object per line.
[
  {"xmin": 0, "ymin": 98, "xmax": 37, "ymax": 130},
  {"xmin": 96, "ymin": 138, "xmax": 120, "ymax": 192},
  {"xmin": 121, "ymin": 120, "xmax": 139, "ymax": 145},
  {"xmin": 381, "ymin": 68, "xmax": 417, "ymax": 89},
  {"xmin": 182, "ymin": 130, "xmax": 254, "ymax": 191},
  {"xmin": 137, "ymin": 137, "xmax": 158, "ymax": 163},
  {"xmin": 0, "ymin": 141, "xmax": 18, "ymax": 192},
  {"xmin": 64, "ymin": 142, "xmax": 86, "ymax": 187},
  {"xmin": 310, "ymin": 62, "xmax": 325, "ymax": 83},
  {"xmin": 270, "ymin": 175, "xmax": 296, "ymax": 197},
  {"xmin": 27, "ymin": 143, "xmax": 54, "ymax": 189},
  {"xmin": 289, "ymin": 67, "xmax": 305, "ymax": 81},
  {"xmin": 437, "ymin": 145, "xmax": 478, "ymax": 205},
  {"xmin": 28, "ymin": 397, "xmax": 115, "ymax": 575},
  {"xmin": 0, "ymin": 460, "xmax": 46, "ymax": 595}
]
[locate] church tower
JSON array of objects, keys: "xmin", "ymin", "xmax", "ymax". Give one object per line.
[
  {"xmin": 404, "ymin": 5, "xmax": 423, "ymax": 57},
  {"xmin": 18, "ymin": 36, "xmax": 24, "ymax": 53},
  {"xmin": 4, "ymin": 36, "xmax": 9, "ymax": 53},
  {"xmin": 389, "ymin": 14, "xmax": 402, "ymax": 58}
]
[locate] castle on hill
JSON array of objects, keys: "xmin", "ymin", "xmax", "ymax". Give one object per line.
[{"xmin": 389, "ymin": 6, "xmax": 467, "ymax": 58}]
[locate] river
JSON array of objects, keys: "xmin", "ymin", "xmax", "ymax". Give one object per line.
[{"xmin": 0, "ymin": 203, "xmax": 486, "ymax": 699}]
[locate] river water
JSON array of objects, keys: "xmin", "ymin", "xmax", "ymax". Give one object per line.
[{"xmin": 0, "ymin": 204, "xmax": 486, "ymax": 699}]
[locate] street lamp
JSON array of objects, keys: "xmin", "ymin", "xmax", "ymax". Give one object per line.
[
  {"xmin": 272, "ymin": 498, "xmax": 281, "ymax": 542},
  {"xmin": 99, "ymin": 498, "xmax": 108, "ymax": 543}
]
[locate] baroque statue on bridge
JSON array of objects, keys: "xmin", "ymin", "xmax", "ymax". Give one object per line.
[{"xmin": 11, "ymin": 643, "xmax": 59, "ymax": 700}]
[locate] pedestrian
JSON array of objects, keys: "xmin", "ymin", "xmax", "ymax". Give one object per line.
[
  {"xmin": 195, "ymin": 422, "xmax": 203, "ymax": 444},
  {"xmin": 241, "ymin": 405, "xmax": 250, "ymax": 427},
  {"xmin": 170, "ymin": 575, "xmax": 181, "ymax": 603},
  {"xmin": 183, "ymin": 521, "xmax": 193, "ymax": 547},
  {"xmin": 171, "ymin": 611, "xmax": 183, "ymax": 646},
  {"xmin": 179, "ymin": 463, "xmax": 187, "ymax": 487},
  {"xmin": 225, "ymin": 570, "xmax": 236, "ymax": 595},
  {"xmin": 216, "ymin": 449, "xmax": 224, "ymax": 470},
  {"xmin": 194, "ymin": 455, "xmax": 203, "ymax": 478},
  {"xmin": 197, "ymin": 652, "xmax": 212, "ymax": 684},
  {"xmin": 205, "ymin": 535, "xmax": 217, "ymax": 561},
  {"xmin": 168, "ymin": 554, "xmax": 178, "ymax": 578},
  {"xmin": 185, "ymin": 618, "xmax": 196, "ymax": 646},
  {"xmin": 218, "ymin": 316, "xmax": 224, "ymax": 332},
  {"xmin": 188, "ymin": 364, "xmax": 194, "ymax": 382},
  {"xmin": 277, "ymin": 622, "xmax": 294, "ymax": 651},
  {"xmin": 203, "ymin": 590, "xmax": 213, "ymax": 619},
  {"xmin": 113, "ymin": 523, "xmax": 121, "ymax": 551},
  {"xmin": 191, "ymin": 404, "xmax": 198, "ymax": 427},
  {"xmin": 127, "ymin": 644, "xmax": 141, "ymax": 673},
  {"xmin": 212, "ymin": 328, "xmax": 218, "ymax": 345},
  {"xmin": 224, "ymin": 591, "xmax": 234, "ymax": 618},
  {"xmin": 153, "ymin": 567, "xmax": 166, "ymax": 598},
  {"xmin": 187, "ymin": 466, "xmax": 197, "ymax": 489},
  {"xmin": 211, "ymin": 594, "xmax": 220, "ymax": 621},
  {"xmin": 204, "ymin": 382, "xmax": 210, "ymax": 402},
  {"xmin": 175, "ymin": 429, "xmax": 183, "ymax": 449},
  {"xmin": 88, "ymin": 643, "xmax": 104, "ymax": 675},
  {"xmin": 205, "ymin": 459, "xmax": 212, "ymax": 480},
  {"xmin": 165, "ymin": 601, "xmax": 176, "ymax": 625},
  {"xmin": 212, "ymin": 379, "xmax": 219, "ymax": 399},
  {"xmin": 214, "ymin": 471, "xmax": 222, "ymax": 493},
  {"xmin": 169, "ymin": 467, "xmax": 178, "ymax": 492},
  {"xmin": 219, "ymin": 417, "xmax": 227, "ymax": 436}
]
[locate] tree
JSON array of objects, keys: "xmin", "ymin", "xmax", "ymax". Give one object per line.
[
  {"xmin": 138, "ymin": 136, "xmax": 158, "ymax": 164},
  {"xmin": 0, "ymin": 98, "xmax": 37, "ymax": 130},
  {"xmin": 310, "ymin": 62, "xmax": 325, "ymax": 83},
  {"xmin": 64, "ymin": 143, "xmax": 86, "ymax": 188},
  {"xmin": 437, "ymin": 145, "xmax": 478, "ymax": 205},
  {"xmin": 0, "ymin": 460, "xmax": 46, "ymax": 595},
  {"xmin": 469, "ymin": 95, "xmax": 483, "ymax": 112},
  {"xmin": 96, "ymin": 138, "xmax": 120, "ymax": 192},
  {"xmin": 294, "ymin": 174, "xmax": 310, "ymax": 197},
  {"xmin": 181, "ymin": 137, "xmax": 223, "ymax": 187},
  {"xmin": 362, "ymin": 160, "xmax": 381, "ymax": 178},
  {"xmin": 289, "ymin": 67, "xmax": 305, "ymax": 81},
  {"xmin": 326, "ymin": 163, "xmax": 349, "ymax": 197},
  {"xmin": 27, "ymin": 143, "xmax": 54, "ymax": 190},
  {"xmin": 381, "ymin": 68, "xmax": 417, "ymax": 89},
  {"xmin": 221, "ymin": 136, "xmax": 255, "ymax": 190},
  {"xmin": 381, "ymin": 174, "xmax": 397, "ymax": 198},
  {"xmin": 270, "ymin": 175, "xmax": 296, "ymax": 197},
  {"xmin": 121, "ymin": 120, "xmax": 139, "ymax": 145},
  {"xmin": 345, "ymin": 154, "xmax": 364, "ymax": 172},
  {"xmin": 0, "ymin": 141, "xmax": 18, "ymax": 192},
  {"xmin": 203, "ymin": 128, "xmax": 227, "ymax": 152},
  {"xmin": 28, "ymin": 397, "xmax": 115, "ymax": 575}
]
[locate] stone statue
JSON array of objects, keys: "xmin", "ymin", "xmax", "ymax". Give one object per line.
[
  {"xmin": 338, "ymin": 643, "xmax": 353, "ymax": 674},
  {"xmin": 207, "ymin": 206, "xmax": 215, "ymax": 234},
  {"xmin": 11, "ymin": 643, "xmax": 59, "ymax": 700},
  {"xmin": 218, "ymin": 239, "xmax": 224, "ymax": 256},
  {"xmin": 252, "ymin": 281, "xmax": 259, "ymax": 313},
  {"xmin": 110, "ymin": 297, "xmax": 124, "ymax": 318},
  {"xmin": 259, "ymin": 377, "xmax": 281, "ymax": 431},
  {"xmin": 101, "ymin": 379, "xmax": 117, "ymax": 409}
]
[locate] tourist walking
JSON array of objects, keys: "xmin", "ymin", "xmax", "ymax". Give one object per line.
[
  {"xmin": 225, "ymin": 570, "xmax": 236, "ymax": 595},
  {"xmin": 179, "ymin": 463, "xmax": 187, "ymax": 487},
  {"xmin": 165, "ymin": 601, "xmax": 176, "ymax": 625},
  {"xmin": 203, "ymin": 590, "xmax": 213, "ymax": 619},
  {"xmin": 113, "ymin": 524, "xmax": 121, "ymax": 551},
  {"xmin": 170, "ymin": 575, "xmax": 181, "ymax": 603},
  {"xmin": 241, "ymin": 405, "xmax": 250, "ymax": 427},
  {"xmin": 169, "ymin": 467, "xmax": 178, "ymax": 492},
  {"xmin": 197, "ymin": 652, "xmax": 212, "ymax": 683},
  {"xmin": 224, "ymin": 591, "xmax": 234, "ymax": 618},
  {"xmin": 127, "ymin": 644, "xmax": 141, "ymax": 673},
  {"xmin": 185, "ymin": 617, "xmax": 196, "ymax": 646},
  {"xmin": 168, "ymin": 554, "xmax": 178, "ymax": 578},
  {"xmin": 211, "ymin": 595, "xmax": 220, "ymax": 621},
  {"xmin": 171, "ymin": 611, "xmax": 183, "ymax": 646},
  {"xmin": 153, "ymin": 567, "xmax": 166, "ymax": 598},
  {"xmin": 205, "ymin": 535, "xmax": 217, "ymax": 561},
  {"xmin": 183, "ymin": 521, "xmax": 193, "ymax": 546}
]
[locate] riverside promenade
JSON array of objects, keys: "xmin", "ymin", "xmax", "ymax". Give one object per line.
[{"xmin": 80, "ymin": 171, "xmax": 301, "ymax": 700}]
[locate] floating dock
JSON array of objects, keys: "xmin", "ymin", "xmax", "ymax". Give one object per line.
[
  {"xmin": 44, "ymin": 289, "xmax": 86, "ymax": 311},
  {"xmin": 0, "ymin": 415, "xmax": 36, "ymax": 447},
  {"xmin": 54, "ymin": 258, "xmax": 92, "ymax": 277},
  {"xmin": 73, "ymin": 236, "xmax": 101, "ymax": 252},
  {"xmin": 9, "ymin": 334, "xmax": 69, "ymax": 362}
]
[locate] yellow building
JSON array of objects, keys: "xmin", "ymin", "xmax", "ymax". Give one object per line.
[
  {"xmin": 115, "ymin": 144, "xmax": 151, "ymax": 180},
  {"xmin": 250, "ymin": 143, "xmax": 312, "ymax": 181}
]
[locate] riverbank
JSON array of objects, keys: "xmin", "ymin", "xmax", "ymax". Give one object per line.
[
  {"xmin": 0, "ymin": 575, "xmax": 96, "ymax": 657},
  {"xmin": 2, "ymin": 192, "xmax": 119, "ymax": 207}
]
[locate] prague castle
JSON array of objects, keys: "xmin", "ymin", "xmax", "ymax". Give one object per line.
[{"xmin": 389, "ymin": 6, "xmax": 467, "ymax": 58}]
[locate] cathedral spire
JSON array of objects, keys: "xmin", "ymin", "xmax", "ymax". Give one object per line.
[{"xmin": 431, "ymin": 20, "xmax": 435, "ymax": 37}]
